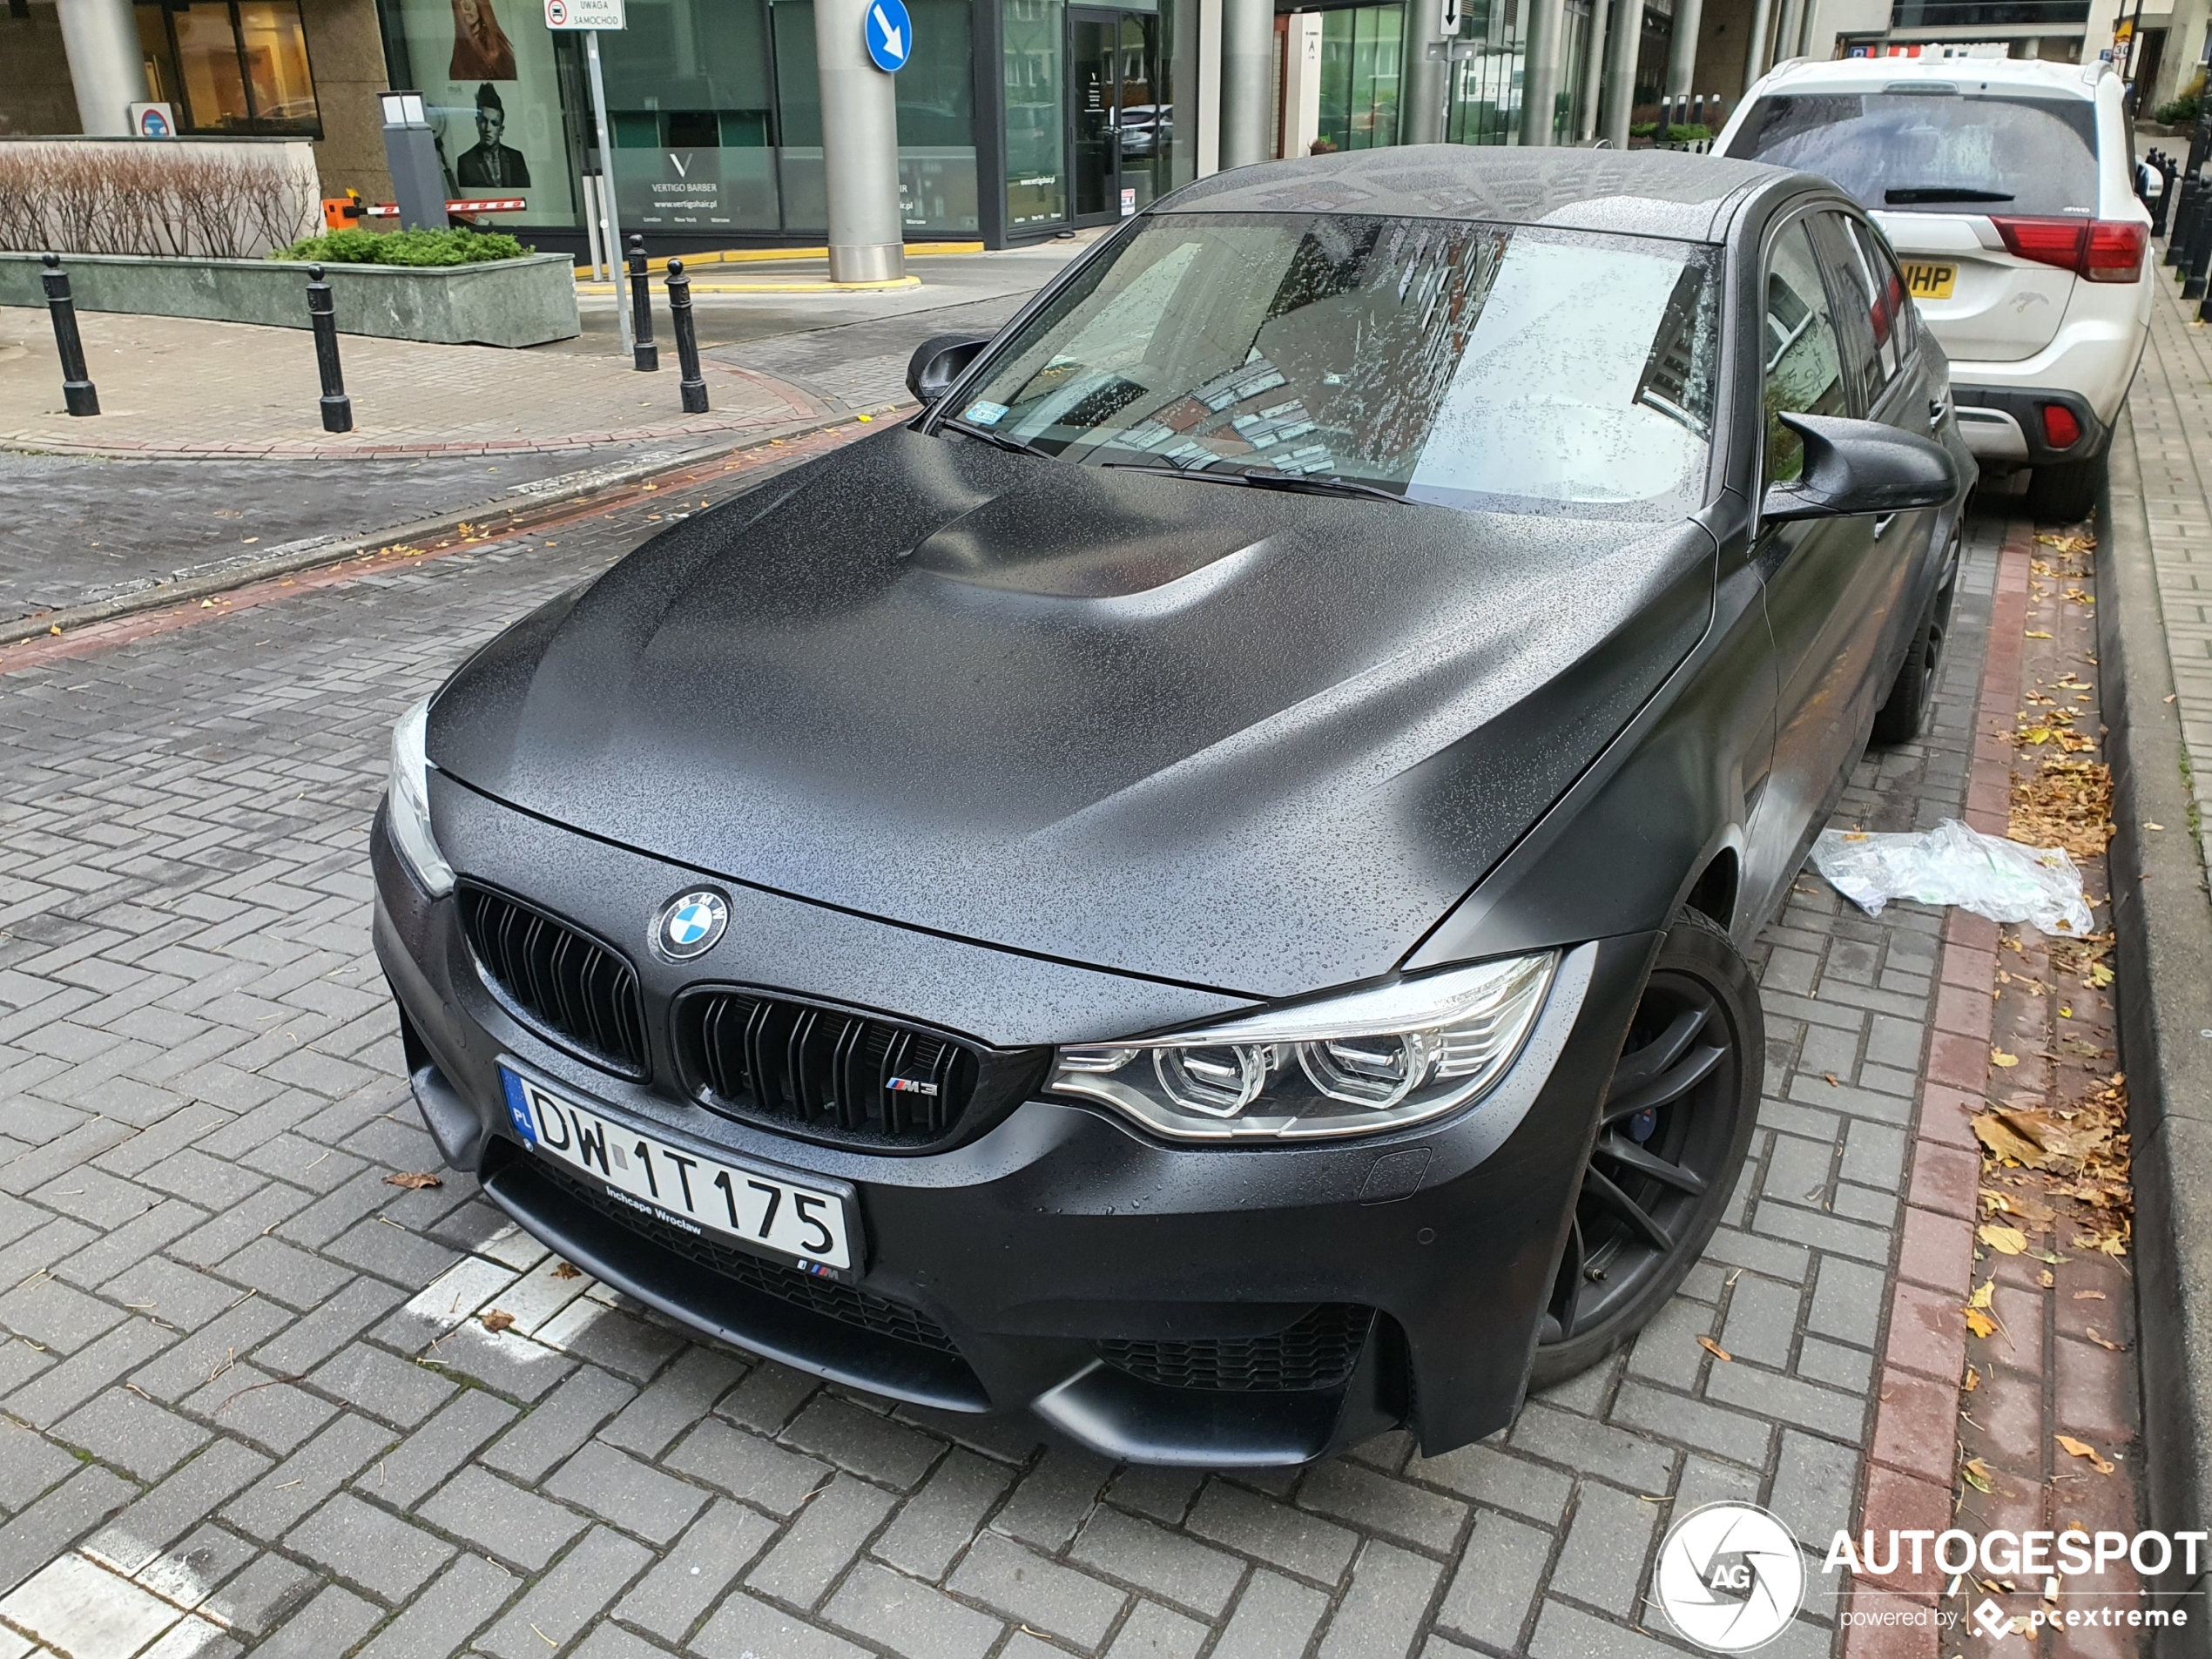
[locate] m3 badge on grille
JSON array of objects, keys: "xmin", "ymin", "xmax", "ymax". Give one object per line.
[{"xmin": 655, "ymin": 889, "xmax": 728, "ymax": 961}]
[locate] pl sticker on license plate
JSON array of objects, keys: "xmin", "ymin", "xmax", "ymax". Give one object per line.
[
  {"xmin": 500, "ymin": 1066, "xmax": 857, "ymax": 1277},
  {"xmin": 1901, "ymin": 261, "xmax": 1957, "ymax": 300}
]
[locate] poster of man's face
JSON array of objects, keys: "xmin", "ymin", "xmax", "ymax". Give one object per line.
[{"xmin": 455, "ymin": 84, "xmax": 531, "ymax": 188}]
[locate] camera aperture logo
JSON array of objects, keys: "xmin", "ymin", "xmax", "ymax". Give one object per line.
[{"xmin": 1654, "ymin": 1503, "xmax": 1805, "ymax": 1652}]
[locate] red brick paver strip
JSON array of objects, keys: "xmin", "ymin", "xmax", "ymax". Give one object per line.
[{"xmin": 1844, "ymin": 518, "xmax": 2146, "ymax": 1658}]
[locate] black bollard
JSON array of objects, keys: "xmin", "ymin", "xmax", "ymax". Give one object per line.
[
  {"xmin": 2183, "ymin": 201, "xmax": 2212, "ymax": 299},
  {"xmin": 2155, "ymin": 152, "xmax": 2182, "ymax": 238},
  {"xmin": 2168, "ymin": 175, "xmax": 2202, "ymax": 265},
  {"xmin": 39, "ymin": 253, "xmax": 98, "ymax": 418},
  {"xmin": 667, "ymin": 259, "xmax": 709, "ymax": 415},
  {"xmin": 305, "ymin": 265, "xmax": 354, "ymax": 434},
  {"xmin": 627, "ymin": 234, "xmax": 659, "ymax": 372}
]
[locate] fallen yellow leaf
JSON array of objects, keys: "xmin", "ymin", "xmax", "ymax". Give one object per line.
[
  {"xmin": 1965, "ymin": 1307, "xmax": 1999, "ymax": 1339},
  {"xmin": 2026, "ymin": 630, "xmax": 2054, "ymax": 638},
  {"xmin": 1698, "ymin": 1336, "xmax": 1732, "ymax": 1362},
  {"xmin": 2056, "ymin": 1434, "xmax": 2114, "ymax": 1474},
  {"xmin": 1992, "ymin": 1050, "xmax": 2020, "ymax": 1069},
  {"xmin": 1963, "ymin": 1457, "xmax": 1995, "ymax": 1494},
  {"xmin": 1978, "ymin": 1223, "xmax": 2028, "ymax": 1255}
]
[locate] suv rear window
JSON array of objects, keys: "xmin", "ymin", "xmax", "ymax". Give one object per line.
[{"xmin": 1725, "ymin": 91, "xmax": 2098, "ymax": 219}]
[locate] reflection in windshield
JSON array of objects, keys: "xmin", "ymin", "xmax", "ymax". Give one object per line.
[{"xmin": 948, "ymin": 213, "xmax": 1721, "ymax": 519}]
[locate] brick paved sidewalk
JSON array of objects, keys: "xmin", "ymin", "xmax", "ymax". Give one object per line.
[
  {"xmin": 0, "ymin": 456, "xmax": 2030, "ymax": 1659},
  {"xmin": 0, "ymin": 307, "xmax": 857, "ymax": 460}
]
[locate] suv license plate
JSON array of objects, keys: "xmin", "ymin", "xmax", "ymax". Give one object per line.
[
  {"xmin": 1901, "ymin": 261, "xmax": 1956, "ymax": 300},
  {"xmin": 499, "ymin": 1066, "xmax": 858, "ymax": 1277}
]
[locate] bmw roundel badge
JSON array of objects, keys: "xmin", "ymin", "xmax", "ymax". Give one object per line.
[{"xmin": 655, "ymin": 890, "xmax": 729, "ymax": 961}]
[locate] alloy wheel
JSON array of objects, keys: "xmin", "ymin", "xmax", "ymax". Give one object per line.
[{"xmin": 1537, "ymin": 961, "xmax": 1745, "ymax": 1351}]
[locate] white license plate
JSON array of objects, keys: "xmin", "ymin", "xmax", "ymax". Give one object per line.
[{"xmin": 499, "ymin": 1066, "xmax": 858, "ymax": 1275}]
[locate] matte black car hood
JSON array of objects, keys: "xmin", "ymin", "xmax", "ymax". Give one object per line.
[{"xmin": 432, "ymin": 428, "xmax": 1714, "ymax": 1001}]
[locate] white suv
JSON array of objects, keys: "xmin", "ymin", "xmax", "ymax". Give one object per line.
[{"xmin": 1718, "ymin": 56, "xmax": 2150, "ymax": 521}]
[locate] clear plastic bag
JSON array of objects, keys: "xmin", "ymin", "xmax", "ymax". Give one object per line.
[{"xmin": 1811, "ymin": 818, "xmax": 2094, "ymax": 936}]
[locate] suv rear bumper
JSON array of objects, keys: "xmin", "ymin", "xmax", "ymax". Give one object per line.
[{"xmin": 1950, "ymin": 385, "xmax": 2106, "ymax": 467}]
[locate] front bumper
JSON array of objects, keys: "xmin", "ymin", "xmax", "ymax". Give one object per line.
[{"xmin": 371, "ymin": 786, "xmax": 1654, "ymax": 1462}]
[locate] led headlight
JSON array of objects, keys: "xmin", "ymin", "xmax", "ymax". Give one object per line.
[
  {"xmin": 1049, "ymin": 952, "xmax": 1557, "ymax": 1142},
  {"xmin": 386, "ymin": 694, "xmax": 455, "ymax": 898}
]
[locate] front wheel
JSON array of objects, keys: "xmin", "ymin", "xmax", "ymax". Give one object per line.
[{"xmin": 1528, "ymin": 908, "xmax": 1762, "ymax": 1387}]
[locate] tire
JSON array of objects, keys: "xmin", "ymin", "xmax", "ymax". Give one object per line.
[
  {"xmin": 1871, "ymin": 525, "xmax": 1961, "ymax": 747},
  {"xmin": 2026, "ymin": 454, "xmax": 2107, "ymax": 523},
  {"xmin": 1528, "ymin": 907, "xmax": 1763, "ymax": 1388}
]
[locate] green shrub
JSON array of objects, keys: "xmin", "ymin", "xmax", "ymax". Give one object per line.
[
  {"xmin": 2155, "ymin": 92, "xmax": 2201, "ymax": 125},
  {"xmin": 1629, "ymin": 121, "xmax": 1659, "ymax": 138},
  {"xmin": 1665, "ymin": 122, "xmax": 1714, "ymax": 143},
  {"xmin": 274, "ymin": 226, "xmax": 531, "ymax": 266}
]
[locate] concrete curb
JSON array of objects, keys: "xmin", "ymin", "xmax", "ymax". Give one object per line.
[
  {"xmin": 2098, "ymin": 408, "xmax": 2212, "ymax": 1655},
  {"xmin": 0, "ymin": 407, "xmax": 901, "ymax": 649}
]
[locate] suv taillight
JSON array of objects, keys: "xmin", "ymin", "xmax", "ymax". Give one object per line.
[{"xmin": 1989, "ymin": 216, "xmax": 2146, "ymax": 283}]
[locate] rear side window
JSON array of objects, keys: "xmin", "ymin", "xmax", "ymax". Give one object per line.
[{"xmin": 1725, "ymin": 91, "xmax": 2098, "ymax": 219}]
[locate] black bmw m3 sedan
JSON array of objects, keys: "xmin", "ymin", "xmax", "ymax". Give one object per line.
[{"xmin": 373, "ymin": 147, "xmax": 1972, "ymax": 1466}]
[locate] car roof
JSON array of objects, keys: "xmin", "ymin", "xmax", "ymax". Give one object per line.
[
  {"xmin": 1747, "ymin": 54, "xmax": 2108, "ymax": 100},
  {"xmin": 1156, "ymin": 145, "xmax": 1792, "ymax": 244}
]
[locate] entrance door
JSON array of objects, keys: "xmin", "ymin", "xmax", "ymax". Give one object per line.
[{"xmin": 1069, "ymin": 9, "xmax": 1159, "ymax": 226}]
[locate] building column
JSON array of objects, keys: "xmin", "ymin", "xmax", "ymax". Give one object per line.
[
  {"xmin": 1218, "ymin": 0, "xmax": 1274, "ymax": 167},
  {"xmin": 1741, "ymin": 0, "xmax": 1775, "ymax": 91},
  {"xmin": 1600, "ymin": 0, "xmax": 1647, "ymax": 145},
  {"xmin": 1771, "ymin": 0, "xmax": 1804, "ymax": 64},
  {"xmin": 57, "ymin": 0, "xmax": 149, "ymax": 137},
  {"xmin": 1666, "ymin": 0, "xmax": 1704, "ymax": 95},
  {"xmin": 1401, "ymin": 0, "xmax": 1451, "ymax": 145},
  {"xmin": 1577, "ymin": 0, "xmax": 1611, "ymax": 138},
  {"xmin": 1520, "ymin": 0, "xmax": 1569, "ymax": 142},
  {"xmin": 813, "ymin": 0, "xmax": 904, "ymax": 283}
]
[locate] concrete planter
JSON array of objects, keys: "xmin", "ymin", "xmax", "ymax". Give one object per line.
[{"xmin": 0, "ymin": 251, "xmax": 579, "ymax": 348}]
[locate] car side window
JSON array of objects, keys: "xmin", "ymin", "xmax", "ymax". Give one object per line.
[
  {"xmin": 1857, "ymin": 221, "xmax": 1917, "ymax": 361},
  {"xmin": 1761, "ymin": 220, "xmax": 1850, "ymax": 489}
]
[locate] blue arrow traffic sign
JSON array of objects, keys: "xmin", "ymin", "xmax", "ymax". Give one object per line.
[{"xmin": 865, "ymin": 0, "xmax": 911, "ymax": 71}]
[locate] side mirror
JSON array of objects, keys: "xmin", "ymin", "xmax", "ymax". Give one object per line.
[
  {"xmin": 1760, "ymin": 411, "xmax": 1961, "ymax": 523},
  {"xmin": 907, "ymin": 334, "xmax": 992, "ymax": 408}
]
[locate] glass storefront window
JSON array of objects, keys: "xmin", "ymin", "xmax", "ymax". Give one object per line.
[
  {"xmin": 1005, "ymin": 0, "xmax": 1067, "ymax": 226},
  {"xmin": 138, "ymin": 0, "xmax": 320, "ymax": 135},
  {"xmin": 388, "ymin": 0, "xmax": 576, "ymax": 220},
  {"xmin": 1315, "ymin": 3, "xmax": 1399, "ymax": 152}
]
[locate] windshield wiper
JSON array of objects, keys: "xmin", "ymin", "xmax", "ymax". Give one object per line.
[
  {"xmin": 1884, "ymin": 186, "xmax": 2014, "ymax": 205},
  {"xmin": 941, "ymin": 416, "xmax": 1049, "ymax": 459},
  {"xmin": 1099, "ymin": 461, "xmax": 1412, "ymax": 506}
]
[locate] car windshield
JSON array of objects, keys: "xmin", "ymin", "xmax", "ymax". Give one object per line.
[
  {"xmin": 1724, "ymin": 91, "xmax": 2099, "ymax": 219},
  {"xmin": 944, "ymin": 213, "xmax": 1722, "ymax": 520}
]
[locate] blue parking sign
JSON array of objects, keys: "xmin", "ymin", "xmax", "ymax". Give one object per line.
[{"xmin": 864, "ymin": 0, "xmax": 912, "ymax": 71}]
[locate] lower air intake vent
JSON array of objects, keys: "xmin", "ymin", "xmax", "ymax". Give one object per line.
[
  {"xmin": 1097, "ymin": 1305, "xmax": 1374, "ymax": 1392},
  {"xmin": 458, "ymin": 884, "xmax": 648, "ymax": 1078},
  {"xmin": 677, "ymin": 990, "xmax": 1046, "ymax": 1151}
]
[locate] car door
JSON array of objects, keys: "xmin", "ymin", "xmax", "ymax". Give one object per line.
[
  {"xmin": 1742, "ymin": 212, "xmax": 1885, "ymax": 892},
  {"xmin": 1814, "ymin": 208, "xmax": 1937, "ymax": 691}
]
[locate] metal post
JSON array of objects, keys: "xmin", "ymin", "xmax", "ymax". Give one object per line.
[
  {"xmin": 2166, "ymin": 172, "xmax": 2197, "ymax": 262},
  {"xmin": 2155, "ymin": 151, "xmax": 2181, "ymax": 237},
  {"xmin": 668, "ymin": 260, "xmax": 710, "ymax": 415},
  {"xmin": 585, "ymin": 30, "xmax": 633, "ymax": 358},
  {"xmin": 305, "ymin": 264, "xmax": 354, "ymax": 434},
  {"xmin": 627, "ymin": 234, "xmax": 659, "ymax": 371},
  {"xmin": 1401, "ymin": 0, "xmax": 1451, "ymax": 146},
  {"xmin": 1576, "ymin": 0, "xmax": 1610, "ymax": 139},
  {"xmin": 582, "ymin": 173, "xmax": 605, "ymax": 281},
  {"xmin": 1218, "ymin": 0, "xmax": 1276, "ymax": 165},
  {"xmin": 814, "ymin": 0, "xmax": 907, "ymax": 281},
  {"xmin": 39, "ymin": 253, "xmax": 98, "ymax": 418},
  {"xmin": 1599, "ymin": 0, "xmax": 1648, "ymax": 148},
  {"xmin": 1518, "ymin": 0, "xmax": 1568, "ymax": 145}
]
